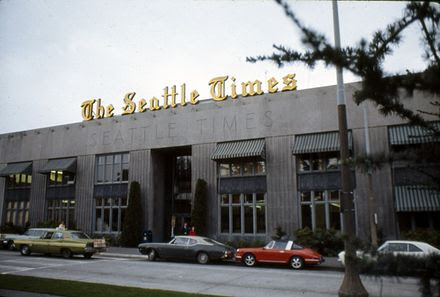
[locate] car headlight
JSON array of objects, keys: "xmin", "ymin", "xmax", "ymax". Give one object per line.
[{"xmin": 237, "ymin": 249, "xmax": 240, "ymax": 253}]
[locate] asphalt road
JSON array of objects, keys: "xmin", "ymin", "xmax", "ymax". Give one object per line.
[{"xmin": 0, "ymin": 250, "xmax": 420, "ymax": 297}]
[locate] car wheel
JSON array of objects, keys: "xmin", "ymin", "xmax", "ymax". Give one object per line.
[
  {"xmin": 197, "ymin": 252, "xmax": 209, "ymax": 264},
  {"xmin": 62, "ymin": 249, "xmax": 73, "ymax": 259},
  {"xmin": 20, "ymin": 245, "xmax": 31, "ymax": 256},
  {"xmin": 84, "ymin": 253, "xmax": 93, "ymax": 259},
  {"xmin": 290, "ymin": 256, "xmax": 304, "ymax": 270},
  {"xmin": 147, "ymin": 249, "xmax": 156, "ymax": 261},
  {"xmin": 243, "ymin": 253, "xmax": 256, "ymax": 267}
]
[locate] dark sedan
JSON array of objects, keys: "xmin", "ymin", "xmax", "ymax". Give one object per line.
[{"xmin": 138, "ymin": 236, "xmax": 235, "ymax": 264}]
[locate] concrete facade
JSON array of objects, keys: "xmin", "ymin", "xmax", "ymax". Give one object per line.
[{"xmin": 0, "ymin": 82, "xmax": 437, "ymax": 241}]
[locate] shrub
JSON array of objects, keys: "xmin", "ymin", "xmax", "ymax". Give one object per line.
[
  {"xmin": 271, "ymin": 226, "xmax": 287, "ymax": 240},
  {"xmin": 36, "ymin": 220, "xmax": 58, "ymax": 228},
  {"xmin": 191, "ymin": 179, "xmax": 208, "ymax": 236},
  {"xmin": 251, "ymin": 239, "xmax": 265, "ymax": 247},
  {"xmin": 294, "ymin": 228, "xmax": 344, "ymax": 256},
  {"xmin": 119, "ymin": 181, "xmax": 143, "ymax": 247}
]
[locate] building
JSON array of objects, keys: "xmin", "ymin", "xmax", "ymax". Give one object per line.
[{"xmin": 0, "ymin": 82, "xmax": 438, "ymax": 242}]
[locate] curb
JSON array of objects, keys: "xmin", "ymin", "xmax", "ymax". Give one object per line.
[{"xmin": 98, "ymin": 252, "xmax": 148, "ymax": 259}]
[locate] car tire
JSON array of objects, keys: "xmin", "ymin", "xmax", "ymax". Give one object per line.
[
  {"xmin": 290, "ymin": 256, "xmax": 304, "ymax": 270},
  {"xmin": 243, "ymin": 253, "xmax": 256, "ymax": 267},
  {"xmin": 197, "ymin": 252, "xmax": 209, "ymax": 264},
  {"xmin": 147, "ymin": 249, "xmax": 156, "ymax": 261},
  {"xmin": 20, "ymin": 245, "xmax": 31, "ymax": 256},
  {"xmin": 84, "ymin": 253, "xmax": 93, "ymax": 259},
  {"xmin": 62, "ymin": 249, "xmax": 73, "ymax": 259}
]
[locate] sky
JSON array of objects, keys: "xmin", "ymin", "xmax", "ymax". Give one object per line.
[{"xmin": 0, "ymin": 0, "xmax": 426, "ymax": 134}]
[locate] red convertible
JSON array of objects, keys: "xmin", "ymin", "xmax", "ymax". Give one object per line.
[{"xmin": 236, "ymin": 240, "xmax": 324, "ymax": 269}]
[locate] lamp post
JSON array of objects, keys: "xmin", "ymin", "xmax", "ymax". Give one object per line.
[{"xmin": 332, "ymin": 1, "xmax": 369, "ymax": 296}]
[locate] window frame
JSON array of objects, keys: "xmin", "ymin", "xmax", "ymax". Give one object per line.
[{"xmin": 299, "ymin": 190, "xmax": 342, "ymax": 231}]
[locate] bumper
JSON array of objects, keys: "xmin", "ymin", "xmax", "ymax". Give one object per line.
[{"xmin": 84, "ymin": 247, "xmax": 106, "ymax": 253}]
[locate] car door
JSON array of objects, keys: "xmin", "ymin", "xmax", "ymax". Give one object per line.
[
  {"xmin": 32, "ymin": 231, "xmax": 54, "ymax": 253},
  {"xmin": 162, "ymin": 237, "xmax": 189, "ymax": 259},
  {"xmin": 258, "ymin": 241, "xmax": 289, "ymax": 263},
  {"xmin": 48, "ymin": 231, "xmax": 64, "ymax": 254}
]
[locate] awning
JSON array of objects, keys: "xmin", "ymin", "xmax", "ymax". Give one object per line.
[
  {"xmin": 211, "ymin": 139, "xmax": 265, "ymax": 160},
  {"xmin": 0, "ymin": 162, "xmax": 32, "ymax": 177},
  {"xmin": 39, "ymin": 158, "xmax": 77, "ymax": 174},
  {"xmin": 389, "ymin": 122, "xmax": 440, "ymax": 145},
  {"xmin": 395, "ymin": 186, "xmax": 440, "ymax": 212},
  {"xmin": 292, "ymin": 131, "xmax": 353, "ymax": 154}
]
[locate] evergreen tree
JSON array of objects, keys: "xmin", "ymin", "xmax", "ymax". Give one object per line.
[
  {"xmin": 191, "ymin": 179, "xmax": 208, "ymax": 236},
  {"xmin": 248, "ymin": 0, "xmax": 440, "ymax": 188},
  {"xmin": 120, "ymin": 181, "xmax": 143, "ymax": 247}
]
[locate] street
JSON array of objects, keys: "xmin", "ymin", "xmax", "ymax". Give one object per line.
[{"xmin": 0, "ymin": 250, "xmax": 420, "ymax": 297}]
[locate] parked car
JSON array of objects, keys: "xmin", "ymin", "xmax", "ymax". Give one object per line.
[
  {"xmin": 338, "ymin": 240, "xmax": 440, "ymax": 266},
  {"xmin": 14, "ymin": 228, "xmax": 106, "ymax": 259},
  {"xmin": 138, "ymin": 235, "xmax": 235, "ymax": 264},
  {"xmin": 1, "ymin": 228, "xmax": 53, "ymax": 250},
  {"xmin": 235, "ymin": 240, "xmax": 324, "ymax": 269}
]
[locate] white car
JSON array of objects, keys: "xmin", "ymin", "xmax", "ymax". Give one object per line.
[{"xmin": 338, "ymin": 240, "xmax": 440, "ymax": 266}]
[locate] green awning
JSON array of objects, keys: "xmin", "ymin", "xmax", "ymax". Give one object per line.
[
  {"xmin": 292, "ymin": 131, "xmax": 352, "ymax": 154},
  {"xmin": 389, "ymin": 122, "xmax": 440, "ymax": 145},
  {"xmin": 211, "ymin": 139, "xmax": 265, "ymax": 160},
  {"xmin": 395, "ymin": 186, "xmax": 440, "ymax": 212},
  {"xmin": 39, "ymin": 158, "xmax": 77, "ymax": 174},
  {"xmin": 0, "ymin": 162, "xmax": 32, "ymax": 177}
]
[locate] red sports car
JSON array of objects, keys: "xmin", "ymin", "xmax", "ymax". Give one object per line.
[{"xmin": 235, "ymin": 240, "xmax": 324, "ymax": 269}]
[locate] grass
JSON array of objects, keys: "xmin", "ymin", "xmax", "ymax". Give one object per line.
[{"xmin": 0, "ymin": 274, "xmax": 226, "ymax": 297}]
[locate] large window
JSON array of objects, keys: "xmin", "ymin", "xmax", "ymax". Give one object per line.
[
  {"xmin": 219, "ymin": 161, "xmax": 266, "ymax": 177},
  {"xmin": 95, "ymin": 153, "xmax": 129, "ymax": 184},
  {"xmin": 300, "ymin": 190, "xmax": 341, "ymax": 231},
  {"xmin": 4, "ymin": 200, "xmax": 30, "ymax": 227},
  {"xmin": 94, "ymin": 197, "xmax": 128, "ymax": 233},
  {"xmin": 47, "ymin": 199, "xmax": 75, "ymax": 228},
  {"xmin": 220, "ymin": 193, "xmax": 266, "ymax": 234}
]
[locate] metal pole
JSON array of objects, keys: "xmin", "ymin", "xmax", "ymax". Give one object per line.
[
  {"xmin": 363, "ymin": 104, "xmax": 378, "ymax": 248},
  {"xmin": 333, "ymin": 1, "xmax": 368, "ymax": 296}
]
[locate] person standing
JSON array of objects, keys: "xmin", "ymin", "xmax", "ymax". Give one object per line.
[
  {"xmin": 181, "ymin": 222, "xmax": 190, "ymax": 235},
  {"xmin": 189, "ymin": 226, "xmax": 197, "ymax": 236}
]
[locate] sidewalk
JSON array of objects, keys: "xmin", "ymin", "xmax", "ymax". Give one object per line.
[{"xmin": 99, "ymin": 247, "xmax": 344, "ymax": 271}]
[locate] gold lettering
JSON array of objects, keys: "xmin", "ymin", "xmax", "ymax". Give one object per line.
[
  {"xmin": 190, "ymin": 90, "xmax": 199, "ymax": 105},
  {"xmin": 81, "ymin": 100, "xmax": 95, "ymax": 121},
  {"xmin": 149, "ymin": 96, "xmax": 161, "ymax": 111},
  {"xmin": 106, "ymin": 104, "xmax": 114, "ymax": 117},
  {"xmin": 282, "ymin": 73, "xmax": 297, "ymax": 91},
  {"xmin": 209, "ymin": 76, "xmax": 228, "ymax": 101},
  {"xmin": 230, "ymin": 77, "xmax": 238, "ymax": 99},
  {"xmin": 180, "ymin": 84, "xmax": 187, "ymax": 106},
  {"xmin": 267, "ymin": 77, "xmax": 279, "ymax": 93},
  {"xmin": 138, "ymin": 99, "xmax": 147, "ymax": 112},
  {"xmin": 122, "ymin": 92, "xmax": 137, "ymax": 115},
  {"xmin": 241, "ymin": 80, "xmax": 263, "ymax": 97},
  {"xmin": 162, "ymin": 87, "xmax": 169, "ymax": 109},
  {"xmin": 95, "ymin": 99, "xmax": 105, "ymax": 119}
]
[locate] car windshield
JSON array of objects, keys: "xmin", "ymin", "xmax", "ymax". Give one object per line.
[{"xmin": 70, "ymin": 232, "xmax": 90, "ymax": 240}]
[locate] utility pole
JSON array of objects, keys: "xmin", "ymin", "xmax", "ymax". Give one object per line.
[
  {"xmin": 332, "ymin": 1, "xmax": 369, "ymax": 296},
  {"xmin": 363, "ymin": 104, "xmax": 378, "ymax": 248}
]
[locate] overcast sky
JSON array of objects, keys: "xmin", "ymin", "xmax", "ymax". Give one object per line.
[{"xmin": 0, "ymin": 0, "xmax": 426, "ymax": 134}]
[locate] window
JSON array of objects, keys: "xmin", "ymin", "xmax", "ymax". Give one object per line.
[
  {"xmin": 300, "ymin": 190, "xmax": 341, "ymax": 231},
  {"xmin": 47, "ymin": 199, "xmax": 75, "ymax": 228},
  {"xmin": 408, "ymin": 244, "xmax": 422, "ymax": 252},
  {"xmin": 48, "ymin": 171, "xmax": 75, "ymax": 186},
  {"xmin": 6, "ymin": 174, "xmax": 32, "ymax": 188},
  {"xmin": 298, "ymin": 152, "xmax": 340, "ymax": 173},
  {"xmin": 220, "ymin": 193, "xmax": 266, "ymax": 234},
  {"xmin": 5, "ymin": 200, "xmax": 30, "ymax": 227},
  {"xmin": 175, "ymin": 156, "xmax": 191, "ymax": 193},
  {"xmin": 95, "ymin": 153, "xmax": 129, "ymax": 184},
  {"xmin": 94, "ymin": 197, "xmax": 128, "ymax": 233}
]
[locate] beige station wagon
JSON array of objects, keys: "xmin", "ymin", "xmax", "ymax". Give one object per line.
[{"xmin": 14, "ymin": 228, "xmax": 106, "ymax": 259}]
